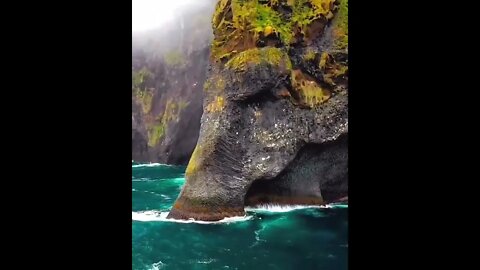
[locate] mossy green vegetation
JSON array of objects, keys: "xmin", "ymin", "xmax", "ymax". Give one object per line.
[
  {"xmin": 185, "ymin": 144, "xmax": 202, "ymax": 176},
  {"xmin": 203, "ymin": 74, "xmax": 227, "ymax": 92},
  {"xmin": 252, "ymin": 2, "xmax": 293, "ymax": 45},
  {"xmin": 323, "ymin": 65, "xmax": 347, "ymax": 85},
  {"xmin": 289, "ymin": 0, "xmax": 334, "ymax": 34},
  {"xmin": 318, "ymin": 51, "xmax": 347, "ymax": 86},
  {"xmin": 225, "ymin": 47, "xmax": 291, "ymax": 71},
  {"xmin": 303, "ymin": 48, "xmax": 317, "ymax": 61},
  {"xmin": 136, "ymin": 90, "xmax": 154, "ymax": 114},
  {"xmin": 164, "ymin": 50, "xmax": 186, "ymax": 67},
  {"xmin": 132, "ymin": 67, "xmax": 155, "ymax": 114},
  {"xmin": 301, "ymin": 81, "xmax": 330, "ymax": 107},
  {"xmin": 132, "ymin": 67, "xmax": 153, "ymax": 91},
  {"xmin": 211, "ymin": 0, "xmax": 338, "ymax": 61},
  {"xmin": 148, "ymin": 122, "xmax": 165, "ymax": 147},
  {"xmin": 162, "ymin": 100, "xmax": 180, "ymax": 123},
  {"xmin": 211, "ymin": 0, "xmax": 259, "ymax": 60},
  {"xmin": 147, "ymin": 99, "xmax": 185, "ymax": 147},
  {"xmin": 319, "ymin": 51, "xmax": 329, "ymax": 70},
  {"xmin": 205, "ymin": 96, "xmax": 225, "ymax": 113},
  {"xmin": 208, "ymin": 0, "xmax": 346, "ymax": 109},
  {"xmin": 331, "ymin": 0, "xmax": 348, "ymax": 50},
  {"xmin": 211, "ymin": 0, "xmax": 293, "ymax": 60},
  {"xmin": 291, "ymin": 69, "xmax": 330, "ymax": 107}
]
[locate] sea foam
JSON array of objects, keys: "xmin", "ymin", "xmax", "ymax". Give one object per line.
[
  {"xmin": 245, "ymin": 203, "xmax": 347, "ymax": 213},
  {"xmin": 132, "ymin": 163, "xmax": 167, "ymax": 168},
  {"xmin": 132, "ymin": 210, "xmax": 252, "ymax": 224},
  {"xmin": 150, "ymin": 261, "xmax": 165, "ymax": 270},
  {"xmin": 245, "ymin": 204, "xmax": 327, "ymax": 213}
]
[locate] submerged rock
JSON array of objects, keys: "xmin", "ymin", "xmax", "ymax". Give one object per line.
[{"xmin": 169, "ymin": 0, "xmax": 348, "ymax": 221}]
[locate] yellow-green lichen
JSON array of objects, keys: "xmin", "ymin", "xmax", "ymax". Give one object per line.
[
  {"xmin": 147, "ymin": 99, "xmax": 185, "ymax": 147},
  {"xmin": 185, "ymin": 144, "xmax": 202, "ymax": 176},
  {"xmin": 291, "ymin": 69, "xmax": 330, "ymax": 107},
  {"xmin": 333, "ymin": 65, "xmax": 348, "ymax": 77},
  {"xmin": 211, "ymin": 0, "xmax": 256, "ymax": 61},
  {"xmin": 289, "ymin": 0, "xmax": 335, "ymax": 36},
  {"xmin": 304, "ymin": 49, "xmax": 317, "ymax": 61},
  {"xmin": 331, "ymin": 0, "xmax": 348, "ymax": 50},
  {"xmin": 212, "ymin": 0, "xmax": 230, "ymax": 30},
  {"xmin": 207, "ymin": 0, "xmax": 344, "ymax": 110},
  {"xmin": 132, "ymin": 67, "xmax": 153, "ymax": 91},
  {"xmin": 211, "ymin": 0, "xmax": 293, "ymax": 60},
  {"xmin": 205, "ymin": 96, "xmax": 225, "ymax": 113},
  {"xmin": 319, "ymin": 51, "xmax": 329, "ymax": 70},
  {"xmin": 318, "ymin": 51, "xmax": 347, "ymax": 85},
  {"xmin": 132, "ymin": 67, "xmax": 155, "ymax": 114},
  {"xmin": 203, "ymin": 74, "xmax": 226, "ymax": 92},
  {"xmin": 323, "ymin": 65, "xmax": 347, "ymax": 85},
  {"xmin": 225, "ymin": 47, "xmax": 291, "ymax": 72},
  {"xmin": 162, "ymin": 100, "xmax": 181, "ymax": 123},
  {"xmin": 301, "ymin": 81, "xmax": 330, "ymax": 106},
  {"xmin": 252, "ymin": 2, "xmax": 293, "ymax": 45},
  {"xmin": 136, "ymin": 89, "xmax": 154, "ymax": 114},
  {"xmin": 148, "ymin": 122, "xmax": 165, "ymax": 147},
  {"xmin": 211, "ymin": 0, "xmax": 338, "ymax": 61}
]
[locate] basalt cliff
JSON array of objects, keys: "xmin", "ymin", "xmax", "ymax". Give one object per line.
[
  {"xmin": 168, "ymin": 0, "xmax": 348, "ymax": 221},
  {"xmin": 132, "ymin": 1, "xmax": 216, "ymax": 164}
]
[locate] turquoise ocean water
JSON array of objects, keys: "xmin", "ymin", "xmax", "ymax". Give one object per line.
[{"xmin": 132, "ymin": 162, "xmax": 348, "ymax": 270}]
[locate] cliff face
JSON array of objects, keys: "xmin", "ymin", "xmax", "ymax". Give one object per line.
[
  {"xmin": 132, "ymin": 1, "xmax": 216, "ymax": 164},
  {"xmin": 169, "ymin": 0, "xmax": 348, "ymax": 221}
]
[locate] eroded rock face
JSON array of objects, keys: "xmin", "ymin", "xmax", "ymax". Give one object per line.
[
  {"xmin": 169, "ymin": 0, "xmax": 348, "ymax": 221},
  {"xmin": 245, "ymin": 134, "xmax": 347, "ymax": 206}
]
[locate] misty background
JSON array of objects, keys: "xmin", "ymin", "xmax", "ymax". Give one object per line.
[{"xmin": 132, "ymin": 0, "xmax": 217, "ymax": 164}]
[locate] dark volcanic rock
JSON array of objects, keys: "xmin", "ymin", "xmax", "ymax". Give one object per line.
[
  {"xmin": 169, "ymin": 0, "xmax": 348, "ymax": 220},
  {"xmin": 245, "ymin": 134, "xmax": 348, "ymax": 206}
]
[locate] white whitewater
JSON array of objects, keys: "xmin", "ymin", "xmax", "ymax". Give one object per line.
[
  {"xmin": 132, "ymin": 210, "xmax": 253, "ymax": 224},
  {"xmin": 245, "ymin": 204, "xmax": 332, "ymax": 213}
]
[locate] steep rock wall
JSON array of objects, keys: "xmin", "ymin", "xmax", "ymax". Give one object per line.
[
  {"xmin": 132, "ymin": 1, "xmax": 217, "ymax": 164},
  {"xmin": 169, "ymin": 0, "xmax": 348, "ymax": 221}
]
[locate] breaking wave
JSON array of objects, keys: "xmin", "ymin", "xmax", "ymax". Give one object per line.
[
  {"xmin": 132, "ymin": 210, "xmax": 253, "ymax": 224},
  {"xmin": 245, "ymin": 203, "xmax": 347, "ymax": 213}
]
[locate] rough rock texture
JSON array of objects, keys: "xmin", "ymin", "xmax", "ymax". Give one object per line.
[
  {"xmin": 132, "ymin": 1, "xmax": 216, "ymax": 164},
  {"xmin": 245, "ymin": 134, "xmax": 347, "ymax": 206},
  {"xmin": 169, "ymin": 0, "xmax": 348, "ymax": 221}
]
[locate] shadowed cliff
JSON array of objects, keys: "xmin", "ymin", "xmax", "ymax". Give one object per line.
[
  {"xmin": 132, "ymin": 0, "xmax": 217, "ymax": 164},
  {"xmin": 169, "ymin": 0, "xmax": 348, "ymax": 221}
]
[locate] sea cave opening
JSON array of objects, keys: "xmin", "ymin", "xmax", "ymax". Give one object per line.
[{"xmin": 243, "ymin": 135, "xmax": 348, "ymax": 208}]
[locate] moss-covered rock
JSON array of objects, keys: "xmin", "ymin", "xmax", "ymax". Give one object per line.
[
  {"xmin": 225, "ymin": 47, "xmax": 291, "ymax": 71},
  {"xmin": 211, "ymin": 0, "xmax": 341, "ymax": 61},
  {"xmin": 331, "ymin": 0, "xmax": 348, "ymax": 50},
  {"xmin": 169, "ymin": 0, "xmax": 348, "ymax": 221}
]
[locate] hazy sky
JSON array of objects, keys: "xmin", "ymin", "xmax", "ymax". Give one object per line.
[{"xmin": 132, "ymin": 0, "xmax": 194, "ymax": 32}]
